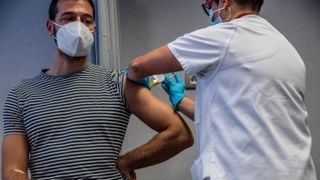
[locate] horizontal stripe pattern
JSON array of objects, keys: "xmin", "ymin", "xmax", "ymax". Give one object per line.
[{"xmin": 3, "ymin": 65, "xmax": 130, "ymax": 179}]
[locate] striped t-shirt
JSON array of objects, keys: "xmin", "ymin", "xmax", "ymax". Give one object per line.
[{"xmin": 3, "ymin": 64, "xmax": 131, "ymax": 179}]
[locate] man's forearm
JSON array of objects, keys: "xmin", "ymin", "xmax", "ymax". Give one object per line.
[
  {"xmin": 117, "ymin": 126, "xmax": 193, "ymax": 172},
  {"xmin": 2, "ymin": 135, "xmax": 29, "ymax": 180},
  {"xmin": 3, "ymin": 169, "xmax": 28, "ymax": 180}
]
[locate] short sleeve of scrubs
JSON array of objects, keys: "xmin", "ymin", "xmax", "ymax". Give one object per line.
[{"xmin": 168, "ymin": 23, "xmax": 236, "ymax": 75}]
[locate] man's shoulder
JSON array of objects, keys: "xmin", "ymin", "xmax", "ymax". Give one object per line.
[
  {"xmin": 13, "ymin": 74, "xmax": 41, "ymax": 89},
  {"xmin": 89, "ymin": 64, "xmax": 121, "ymax": 75},
  {"xmin": 5, "ymin": 74, "xmax": 41, "ymax": 100},
  {"xmin": 89, "ymin": 64, "xmax": 125, "ymax": 81}
]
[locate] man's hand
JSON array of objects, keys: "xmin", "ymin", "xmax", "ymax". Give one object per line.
[
  {"xmin": 161, "ymin": 72, "xmax": 186, "ymax": 111},
  {"xmin": 117, "ymin": 156, "xmax": 136, "ymax": 180}
]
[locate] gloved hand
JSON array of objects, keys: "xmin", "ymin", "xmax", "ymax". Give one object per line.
[
  {"xmin": 125, "ymin": 67, "xmax": 151, "ymax": 90},
  {"xmin": 161, "ymin": 72, "xmax": 186, "ymax": 111}
]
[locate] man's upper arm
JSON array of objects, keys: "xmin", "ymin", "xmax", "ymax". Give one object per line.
[
  {"xmin": 2, "ymin": 134, "xmax": 29, "ymax": 177},
  {"xmin": 124, "ymin": 78, "xmax": 183, "ymax": 132},
  {"xmin": 118, "ymin": 79, "xmax": 193, "ymax": 171}
]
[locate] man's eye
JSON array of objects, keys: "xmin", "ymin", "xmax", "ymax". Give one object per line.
[
  {"xmin": 62, "ymin": 17, "xmax": 76, "ymax": 22},
  {"xmin": 83, "ymin": 20, "xmax": 93, "ymax": 25}
]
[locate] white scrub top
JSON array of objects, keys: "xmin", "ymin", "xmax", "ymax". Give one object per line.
[{"xmin": 168, "ymin": 15, "xmax": 317, "ymax": 180}]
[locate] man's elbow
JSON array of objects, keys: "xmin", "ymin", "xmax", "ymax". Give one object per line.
[
  {"xmin": 172, "ymin": 125, "xmax": 194, "ymax": 150},
  {"xmin": 181, "ymin": 130, "xmax": 194, "ymax": 149},
  {"xmin": 128, "ymin": 57, "xmax": 145, "ymax": 80}
]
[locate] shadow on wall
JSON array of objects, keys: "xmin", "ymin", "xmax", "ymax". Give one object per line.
[{"xmin": 119, "ymin": 0, "xmax": 158, "ymax": 70}]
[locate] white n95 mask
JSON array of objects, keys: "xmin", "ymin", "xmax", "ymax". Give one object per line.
[{"xmin": 52, "ymin": 21, "xmax": 94, "ymax": 57}]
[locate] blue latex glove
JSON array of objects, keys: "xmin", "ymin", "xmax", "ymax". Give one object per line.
[
  {"xmin": 161, "ymin": 72, "xmax": 186, "ymax": 111},
  {"xmin": 125, "ymin": 67, "xmax": 151, "ymax": 90}
]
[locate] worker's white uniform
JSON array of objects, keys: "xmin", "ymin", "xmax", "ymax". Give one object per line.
[{"xmin": 168, "ymin": 15, "xmax": 317, "ymax": 180}]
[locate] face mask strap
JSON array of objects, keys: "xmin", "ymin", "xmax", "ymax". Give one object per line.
[
  {"xmin": 51, "ymin": 21, "xmax": 62, "ymax": 28},
  {"xmin": 213, "ymin": 7, "xmax": 225, "ymax": 14},
  {"xmin": 51, "ymin": 21, "xmax": 62, "ymax": 40},
  {"xmin": 216, "ymin": 0, "xmax": 223, "ymax": 14},
  {"xmin": 209, "ymin": 2, "xmax": 224, "ymax": 25},
  {"xmin": 213, "ymin": 0, "xmax": 232, "ymax": 22}
]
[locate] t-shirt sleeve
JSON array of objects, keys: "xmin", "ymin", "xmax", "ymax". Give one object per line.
[
  {"xmin": 3, "ymin": 89, "xmax": 26, "ymax": 135},
  {"xmin": 109, "ymin": 69, "xmax": 127, "ymax": 107},
  {"xmin": 168, "ymin": 23, "xmax": 236, "ymax": 75},
  {"xmin": 116, "ymin": 70, "xmax": 126, "ymax": 104}
]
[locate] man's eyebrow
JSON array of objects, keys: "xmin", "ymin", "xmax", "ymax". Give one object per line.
[{"xmin": 60, "ymin": 12, "xmax": 93, "ymax": 19}]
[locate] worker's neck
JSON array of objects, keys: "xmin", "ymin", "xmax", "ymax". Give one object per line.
[
  {"xmin": 46, "ymin": 50, "xmax": 89, "ymax": 76},
  {"xmin": 229, "ymin": 6, "xmax": 258, "ymax": 20}
]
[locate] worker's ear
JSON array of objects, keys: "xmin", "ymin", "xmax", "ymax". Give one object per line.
[
  {"xmin": 220, "ymin": 0, "xmax": 232, "ymax": 22},
  {"xmin": 221, "ymin": 0, "xmax": 232, "ymax": 9}
]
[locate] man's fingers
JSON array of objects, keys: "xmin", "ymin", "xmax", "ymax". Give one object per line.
[{"xmin": 129, "ymin": 170, "xmax": 136, "ymax": 180}]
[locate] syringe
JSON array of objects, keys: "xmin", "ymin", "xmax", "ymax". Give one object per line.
[{"xmin": 150, "ymin": 74, "xmax": 175, "ymax": 87}]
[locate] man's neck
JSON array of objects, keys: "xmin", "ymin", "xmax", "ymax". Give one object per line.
[{"xmin": 46, "ymin": 50, "xmax": 89, "ymax": 76}]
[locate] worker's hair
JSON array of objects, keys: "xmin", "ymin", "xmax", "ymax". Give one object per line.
[
  {"xmin": 48, "ymin": 0, "xmax": 95, "ymax": 21},
  {"xmin": 233, "ymin": 0, "xmax": 264, "ymax": 12}
]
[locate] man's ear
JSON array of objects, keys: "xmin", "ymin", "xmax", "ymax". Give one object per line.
[
  {"xmin": 92, "ymin": 23, "xmax": 97, "ymax": 33},
  {"xmin": 46, "ymin": 19, "xmax": 54, "ymax": 37}
]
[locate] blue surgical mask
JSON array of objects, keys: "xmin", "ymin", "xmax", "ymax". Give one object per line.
[{"xmin": 208, "ymin": 6, "xmax": 224, "ymax": 26}]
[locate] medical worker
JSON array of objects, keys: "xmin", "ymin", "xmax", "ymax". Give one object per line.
[
  {"xmin": 127, "ymin": 0, "xmax": 317, "ymax": 179},
  {"xmin": 1, "ymin": 0, "xmax": 194, "ymax": 179}
]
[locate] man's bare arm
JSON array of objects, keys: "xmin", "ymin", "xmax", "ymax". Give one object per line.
[
  {"xmin": 2, "ymin": 134, "xmax": 29, "ymax": 180},
  {"xmin": 117, "ymin": 79, "xmax": 194, "ymax": 173}
]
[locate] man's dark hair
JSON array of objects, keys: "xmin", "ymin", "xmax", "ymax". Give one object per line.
[
  {"xmin": 233, "ymin": 0, "xmax": 264, "ymax": 12},
  {"xmin": 49, "ymin": 0, "xmax": 95, "ymax": 21}
]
